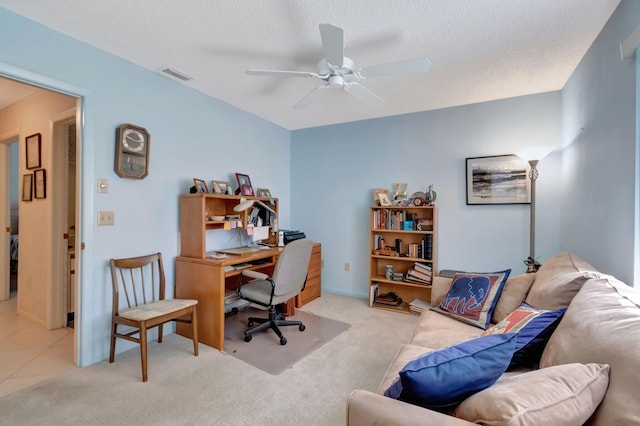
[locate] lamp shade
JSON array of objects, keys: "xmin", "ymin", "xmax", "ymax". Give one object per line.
[
  {"xmin": 515, "ymin": 146, "xmax": 556, "ymax": 162},
  {"xmin": 233, "ymin": 198, "xmax": 276, "ymax": 215},
  {"xmin": 234, "ymin": 198, "xmax": 255, "ymax": 212}
]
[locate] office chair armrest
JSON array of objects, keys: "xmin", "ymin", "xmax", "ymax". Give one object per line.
[{"xmin": 241, "ymin": 269, "xmax": 270, "ymax": 281}]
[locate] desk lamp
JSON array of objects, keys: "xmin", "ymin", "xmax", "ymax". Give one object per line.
[
  {"xmin": 233, "ymin": 198, "xmax": 276, "ymax": 215},
  {"xmin": 234, "ymin": 198, "xmax": 278, "ymax": 235},
  {"xmin": 516, "ymin": 146, "xmax": 556, "ymax": 273}
]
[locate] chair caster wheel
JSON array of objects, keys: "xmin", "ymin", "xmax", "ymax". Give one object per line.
[
  {"xmin": 299, "ymin": 324, "xmax": 306, "ymax": 331},
  {"xmin": 244, "ymin": 334, "xmax": 252, "ymax": 342},
  {"xmin": 280, "ymin": 337, "xmax": 287, "ymax": 345}
]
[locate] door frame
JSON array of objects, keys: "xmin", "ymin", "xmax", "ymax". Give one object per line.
[
  {"xmin": 52, "ymin": 111, "xmax": 78, "ymax": 334},
  {"xmin": 0, "ymin": 130, "xmax": 20, "ymax": 302},
  {"xmin": 0, "ymin": 61, "xmax": 92, "ymax": 367}
]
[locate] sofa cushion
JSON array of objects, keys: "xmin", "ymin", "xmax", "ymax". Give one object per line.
[
  {"xmin": 491, "ymin": 273, "xmax": 536, "ymax": 323},
  {"xmin": 540, "ymin": 277, "xmax": 640, "ymax": 425},
  {"xmin": 384, "ymin": 334, "xmax": 517, "ymax": 410},
  {"xmin": 377, "ymin": 344, "xmax": 436, "ymax": 395},
  {"xmin": 432, "ymin": 270, "xmax": 510, "ymax": 329},
  {"xmin": 453, "ymin": 363, "xmax": 610, "ymax": 425},
  {"xmin": 409, "ymin": 309, "xmax": 484, "ymax": 349},
  {"xmin": 482, "ymin": 302, "xmax": 566, "ymax": 369},
  {"xmin": 525, "ymin": 252, "xmax": 598, "ymax": 310}
]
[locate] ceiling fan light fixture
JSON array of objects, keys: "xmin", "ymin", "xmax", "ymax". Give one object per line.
[{"xmin": 246, "ymin": 23, "xmax": 431, "ymax": 108}]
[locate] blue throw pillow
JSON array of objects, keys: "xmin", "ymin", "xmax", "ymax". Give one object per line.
[
  {"xmin": 384, "ymin": 333, "xmax": 517, "ymax": 410},
  {"xmin": 433, "ymin": 269, "xmax": 511, "ymax": 329},
  {"xmin": 483, "ymin": 302, "xmax": 567, "ymax": 369}
]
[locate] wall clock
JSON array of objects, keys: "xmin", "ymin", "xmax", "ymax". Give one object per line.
[{"xmin": 114, "ymin": 123, "xmax": 150, "ymax": 179}]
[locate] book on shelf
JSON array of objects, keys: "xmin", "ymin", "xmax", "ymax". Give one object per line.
[
  {"xmin": 423, "ymin": 234, "xmax": 433, "ymax": 260},
  {"xmin": 406, "ymin": 261, "xmax": 433, "ymax": 284},
  {"xmin": 369, "ymin": 283, "xmax": 379, "ymax": 307},
  {"xmin": 373, "ymin": 291, "xmax": 408, "ymax": 311},
  {"xmin": 409, "ymin": 298, "xmax": 431, "ymax": 314}
]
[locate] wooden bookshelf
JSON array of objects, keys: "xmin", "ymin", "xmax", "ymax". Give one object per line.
[{"xmin": 369, "ymin": 205, "xmax": 437, "ymax": 314}]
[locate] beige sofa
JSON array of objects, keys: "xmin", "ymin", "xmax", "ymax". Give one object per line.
[{"xmin": 347, "ymin": 252, "xmax": 640, "ymax": 425}]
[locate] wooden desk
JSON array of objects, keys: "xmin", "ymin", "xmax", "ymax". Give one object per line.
[{"xmin": 175, "ymin": 247, "xmax": 280, "ymax": 350}]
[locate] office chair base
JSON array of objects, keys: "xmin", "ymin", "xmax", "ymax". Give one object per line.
[{"xmin": 244, "ymin": 307, "xmax": 305, "ymax": 345}]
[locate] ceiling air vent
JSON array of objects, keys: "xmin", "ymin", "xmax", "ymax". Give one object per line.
[{"xmin": 159, "ymin": 67, "xmax": 194, "ymax": 82}]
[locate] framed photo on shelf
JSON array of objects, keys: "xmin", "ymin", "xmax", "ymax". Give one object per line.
[
  {"xmin": 256, "ymin": 188, "xmax": 271, "ymax": 197},
  {"xmin": 193, "ymin": 178, "xmax": 209, "ymax": 193},
  {"xmin": 235, "ymin": 173, "xmax": 254, "ymax": 196},
  {"xmin": 34, "ymin": 169, "xmax": 46, "ymax": 199},
  {"xmin": 373, "ymin": 188, "xmax": 392, "ymax": 206},
  {"xmin": 466, "ymin": 154, "xmax": 531, "ymax": 205},
  {"xmin": 211, "ymin": 180, "xmax": 232, "ymax": 194},
  {"xmin": 26, "ymin": 133, "xmax": 41, "ymax": 169},
  {"xmin": 22, "ymin": 174, "xmax": 33, "ymax": 201}
]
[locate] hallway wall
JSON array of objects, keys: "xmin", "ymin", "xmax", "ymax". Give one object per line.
[{"xmin": 0, "ymin": 90, "xmax": 76, "ymax": 327}]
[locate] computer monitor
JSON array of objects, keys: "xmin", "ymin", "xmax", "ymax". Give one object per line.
[{"xmin": 250, "ymin": 225, "xmax": 270, "ymax": 245}]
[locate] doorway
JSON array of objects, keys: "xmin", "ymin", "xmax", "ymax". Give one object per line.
[
  {"xmin": 0, "ymin": 76, "xmax": 81, "ymax": 368},
  {"xmin": 0, "ymin": 137, "xmax": 19, "ymax": 301}
]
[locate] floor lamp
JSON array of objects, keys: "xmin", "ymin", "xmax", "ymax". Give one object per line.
[{"xmin": 517, "ymin": 147, "xmax": 555, "ymax": 273}]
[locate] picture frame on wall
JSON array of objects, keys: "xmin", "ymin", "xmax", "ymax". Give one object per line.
[
  {"xmin": 22, "ymin": 174, "xmax": 33, "ymax": 201},
  {"xmin": 26, "ymin": 133, "xmax": 41, "ymax": 169},
  {"xmin": 466, "ymin": 154, "xmax": 531, "ymax": 205},
  {"xmin": 235, "ymin": 173, "xmax": 254, "ymax": 196},
  {"xmin": 34, "ymin": 169, "xmax": 46, "ymax": 199},
  {"xmin": 193, "ymin": 178, "xmax": 208, "ymax": 193}
]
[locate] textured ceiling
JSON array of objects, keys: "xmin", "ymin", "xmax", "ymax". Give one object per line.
[{"xmin": 0, "ymin": 1, "xmax": 621, "ymax": 130}]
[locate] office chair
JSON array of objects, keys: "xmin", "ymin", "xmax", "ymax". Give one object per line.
[
  {"xmin": 238, "ymin": 238, "xmax": 314, "ymax": 345},
  {"xmin": 109, "ymin": 252, "xmax": 199, "ymax": 381}
]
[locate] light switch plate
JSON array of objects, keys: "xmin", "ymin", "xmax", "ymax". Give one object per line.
[{"xmin": 97, "ymin": 178, "xmax": 108, "ymax": 193}]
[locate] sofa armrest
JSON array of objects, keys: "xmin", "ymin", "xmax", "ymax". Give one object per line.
[
  {"xmin": 347, "ymin": 390, "xmax": 475, "ymax": 426},
  {"xmin": 431, "ymin": 276, "xmax": 453, "ymax": 306}
]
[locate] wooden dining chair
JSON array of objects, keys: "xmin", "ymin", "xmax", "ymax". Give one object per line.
[{"xmin": 109, "ymin": 252, "xmax": 198, "ymax": 381}]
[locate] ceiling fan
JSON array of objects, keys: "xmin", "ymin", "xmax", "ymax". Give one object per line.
[{"xmin": 246, "ymin": 23, "xmax": 431, "ymax": 108}]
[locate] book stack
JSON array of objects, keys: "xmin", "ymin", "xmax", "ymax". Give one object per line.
[
  {"xmin": 405, "ymin": 262, "xmax": 433, "ymax": 285},
  {"xmin": 409, "ymin": 299, "xmax": 431, "ymax": 315},
  {"xmin": 373, "ymin": 292, "xmax": 408, "ymax": 310}
]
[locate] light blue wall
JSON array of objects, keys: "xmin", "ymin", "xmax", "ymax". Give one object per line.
[
  {"xmin": 1, "ymin": 0, "xmax": 638, "ymax": 367},
  {"xmin": 0, "ymin": 8, "xmax": 291, "ymax": 366},
  {"xmin": 560, "ymin": 0, "xmax": 639, "ymax": 285},
  {"xmin": 291, "ymin": 93, "xmax": 562, "ymax": 298}
]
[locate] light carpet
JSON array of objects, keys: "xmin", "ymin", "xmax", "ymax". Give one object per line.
[
  {"xmin": 0, "ymin": 293, "xmax": 418, "ymax": 426},
  {"xmin": 224, "ymin": 307, "xmax": 350, "ymax": 375}
]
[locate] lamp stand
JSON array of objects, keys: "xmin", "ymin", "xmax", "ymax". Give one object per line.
[{"xmin": 525, "ymin": 160, "xmax": 541, "ymax": 273}]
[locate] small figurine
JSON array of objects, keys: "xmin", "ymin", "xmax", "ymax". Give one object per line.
[{"xmin": 425, "ymin": 184, "xmax": 437, "ymax": 204}]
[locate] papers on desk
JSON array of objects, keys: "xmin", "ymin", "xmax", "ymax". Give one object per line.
[
  {"xmin": 224, "ymin": 263, "xmax": 252, "ymax": 272},
  {"xmin": 225, "ymin": 290, "xmax": 249, "ymax": 313},
  {"xmin": 206, "ymin": 251, "xmax": 229, "ymax": 259}
]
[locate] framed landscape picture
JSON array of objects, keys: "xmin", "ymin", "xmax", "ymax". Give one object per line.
[{"xmin": 466, "ymin": 154, "xmax": 531, "ymax": 205}]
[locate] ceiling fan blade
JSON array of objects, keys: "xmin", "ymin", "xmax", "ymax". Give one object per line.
[
  {"xmin": 247, "ymin": 69, "xmax": 319, "ymax": 78},
  {"xmin": 319, "ymin": 23, "xmax": 344, "ymax": 68},
  {"xmin": 358, "ymin": 58, "xmax": 431, "ymax": 79},
  {"xmin": 293, "ymin": 84, "xmax": 330, "ymax": 109},
  {"xmin": 344, "ymin": 82, "xmax": 384, "ymax": 107}
]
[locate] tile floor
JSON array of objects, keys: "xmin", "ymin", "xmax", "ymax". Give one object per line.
[{"xmin": 0, "ymin": 295, "xmax": 75, "ymax": 398}]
